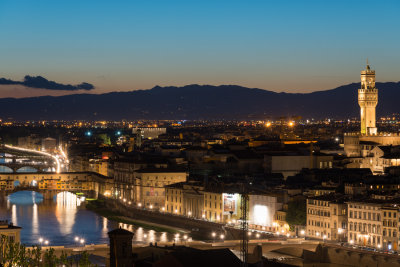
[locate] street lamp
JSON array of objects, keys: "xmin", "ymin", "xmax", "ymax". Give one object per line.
[
  {"xmin": 256, "ymin": 233, "xmax": 260, "ymax": 238},
  {"xmin": 38, "ymin": 237, "xmax": 43, "ymax": 246},
  {"xmin": 149, "ymin": 204, "xmax": 153, "ymax": 209},
  {"xmin": 323, "ymin": 235, "xmax": 327, "ymax": 241},
  {"xmin": 44, "ymin": 240, "xmax": 49, "ymax": 246},
  {"xmin": 138, "ymin": 203, "xmax": 142, "ymax": 207},
  {"xmin": 188, "ymin": 211, "xmax": 192, "ymax": 217},
  {"xmin": 300, "ymin": 230, "xmax": 305, "ymax": 236},
  {"xmin": 80, "ymin": 238, "xmax": 85, "ymax": 246},
  {"xmin": 220, "ymin": 234, "xmax": 225, "ymax": 240}
]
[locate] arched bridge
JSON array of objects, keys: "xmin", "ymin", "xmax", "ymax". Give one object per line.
[
  {"xmin": 0, "ymin": 145, "xmax": 57, "ymax": 173},
  {"xmin": 0, "ymin": 172, "xmax": 113, "ymax": 199},
  {"xmin": 0, "ymin": 162, "xmax": 55, "ymax": 173}
]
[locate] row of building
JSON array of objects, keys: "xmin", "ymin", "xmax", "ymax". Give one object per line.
[{"xmin": 307, "ymin": 192, "xmax": 400, "ymax": 251}]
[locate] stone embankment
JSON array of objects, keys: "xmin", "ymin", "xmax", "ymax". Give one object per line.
[
  {"xmin": 102, "ymin": 198, "xmax": 270, "ymax": 240},
  {"xmin": 300, "ymin": 244, "xmax": 400, "ymax": 267}
]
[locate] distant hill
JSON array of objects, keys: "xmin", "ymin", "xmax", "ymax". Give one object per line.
[{"xmin": 0, "ymin": 82, "xmax": 399, "ymax": 120}]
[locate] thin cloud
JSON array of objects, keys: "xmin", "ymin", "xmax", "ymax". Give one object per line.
[{"xmin": 0, "ymin": 75, "xmax": 94, "ymax": 91}]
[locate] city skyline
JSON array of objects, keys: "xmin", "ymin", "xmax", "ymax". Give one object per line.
[
  {"xmin": 2, "ymin": 1, "xmax": 400, "ymax": 266},
  {"xmin": 1, "ymin": 0, "xmax": 400, "ymax": 98}
]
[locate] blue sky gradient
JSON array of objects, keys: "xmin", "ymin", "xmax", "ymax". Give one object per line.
[{"xmin": 0, "ymin": 0, "xmax": 399, "ymax": 97}]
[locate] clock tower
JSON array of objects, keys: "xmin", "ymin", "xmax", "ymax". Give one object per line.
[{"xmin": 358, "ymin": 62, "xmax": 378, "ymax": 135}]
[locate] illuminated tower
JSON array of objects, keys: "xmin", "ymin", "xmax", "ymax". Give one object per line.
[{"xmin": 358, "ymin": 61, "xmax": 378, "ymax": 135}]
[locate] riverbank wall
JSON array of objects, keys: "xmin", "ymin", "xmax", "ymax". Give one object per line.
[
  {"xmin": 102, "ymin": 198, "xmax": 252, "ymax": 240},
  {"xmin": 302, "ymin": 244, "xmax": 400, "ymax": 267}
]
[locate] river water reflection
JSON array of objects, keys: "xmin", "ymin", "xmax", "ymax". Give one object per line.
[{"xmin": 0, "ymin": 191, "xmax": 173, "ymax": 246}]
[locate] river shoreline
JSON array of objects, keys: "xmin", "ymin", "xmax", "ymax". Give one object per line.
[{"xmin": 85, "ymin": 199, "xmax": 185, "ymax": 234}]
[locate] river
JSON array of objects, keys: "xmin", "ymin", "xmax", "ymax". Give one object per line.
[{"xmin": 0, "ymin": 191, "xmax": 174, "ymax": 246}]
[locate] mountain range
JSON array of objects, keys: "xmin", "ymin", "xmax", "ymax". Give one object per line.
[{"xmin": 1, "ymin": 82, "xmax": 399, "ymax": 121}]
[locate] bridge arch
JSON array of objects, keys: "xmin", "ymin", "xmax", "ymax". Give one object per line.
[
  {"xmin": 16, "ymin": 166, "xmax": 39, "ymax": 173},
  {"xmin": 42, "ymin": 167, "xmax": 55, "ymax": 172},
  {"xmin": 8, "ymin": 190, "xmax": 44, "ymax": 204},
  {"xmin": 0, "ymin": 165, "xmax": 14, "ymax": 173}
]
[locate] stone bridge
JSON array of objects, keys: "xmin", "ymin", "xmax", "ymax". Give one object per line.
[
  {"xmin": 3, "ymin": 185, "xmax": 84, "ymax": 200},
  {"xmin": 0, "ymin": 172, "xmax": 114, "ymax": 199},
  {"xmin": 0, "ymin": 162, "xmax": 56, "ymax": 173},
  {"xmin": 0, "ymin": 145, "xmax": 57, "ymax": 173}
]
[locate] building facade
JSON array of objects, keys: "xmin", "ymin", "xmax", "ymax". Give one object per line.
[
  {"xmin": 306, "ymin": 195, "xmax": 348, "ymax": 241},
  {"xmin": 347, "ymin": 200, "xmax": 384, "ymax": 249},
  {"xmin": 133, "ymin": 169, "xmax": 187, "ymax": 209}
]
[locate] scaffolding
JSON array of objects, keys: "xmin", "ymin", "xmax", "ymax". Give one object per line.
[{"xmin": 240, "ymin": 184, "xmax": 249, "ymax": 267}]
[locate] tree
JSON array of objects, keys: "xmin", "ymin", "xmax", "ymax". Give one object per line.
[
  {"xmin": 79, "ymin": 251, "xmax": 92, "ymax": 267},
  {"xmin": 0, "ymin": 234, "xmax": 97, "ymax": 266},
  {"xmin": 285, "ymin": 199, "xmax": 306, "ymax": 229},
  {"xmin": 43, "ymin": 248, "xmax": 57, "ymax": 267}
]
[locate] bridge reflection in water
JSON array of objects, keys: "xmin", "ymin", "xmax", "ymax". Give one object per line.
[{"xmin": 0, "ymin": 191, "xmax": 176, "ymax": 246}]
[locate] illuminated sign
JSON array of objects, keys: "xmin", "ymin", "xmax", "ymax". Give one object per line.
[
  {"xmin": 223, "ymin": 193, "xmax": 239, "ymax": 215},
  {"xmin": 253, "ymin": 205, "xmax": 268, "ymax": 226}
]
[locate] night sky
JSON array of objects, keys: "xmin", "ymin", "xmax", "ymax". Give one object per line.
[{"xmin": 0, "ymin": 0, "xmax": 399, "ymax": 98}]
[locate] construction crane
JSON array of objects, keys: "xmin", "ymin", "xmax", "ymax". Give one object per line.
[{"xmin": 240, "ymin": 183, "xmax": 249, "ymax": 267}]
